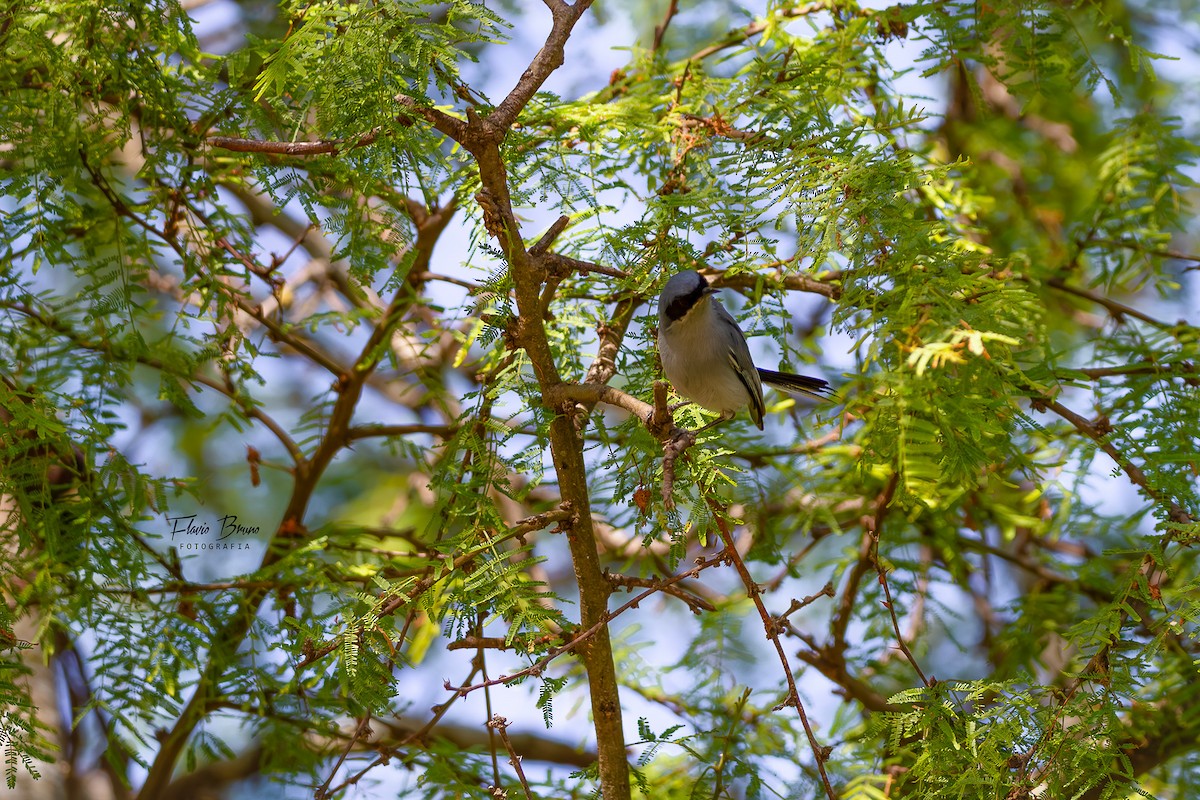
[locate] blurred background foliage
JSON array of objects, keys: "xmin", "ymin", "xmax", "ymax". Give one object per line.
[{"xmin": 1, "ymin": 0, "xmax": 1198, "ymax": 798}]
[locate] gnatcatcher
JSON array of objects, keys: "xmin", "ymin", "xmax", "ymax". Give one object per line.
[{"xmin": 658, "ymin": 270, "xmax": 830, "ymax": 431}]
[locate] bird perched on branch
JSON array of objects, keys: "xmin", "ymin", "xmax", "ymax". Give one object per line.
[{"xmin": 657, "ymin": 270, "xmax": 830, "ymax": 432}]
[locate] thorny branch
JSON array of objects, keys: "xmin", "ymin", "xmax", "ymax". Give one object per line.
[
  {"xmin": 442, "ymin": 551, "xmax": 727, "ymax": 698},
  {"xmin": 606, "ymin": 571, "xmax": 716, "ymax": 614},
  {"xmin": 488, "ymin": 716, "xmax": 536, "ymax": 800},
  {"xmin": 317, "ymin": 660, "xmax": 487, "ymax": 798},
  {"xmin": 652, "ymin": 0, "xmax": 680, "ymax": 54},
  {"xmin": 708, "ymin": 266, "xmax": 842, "ymax": 301},
  {"xmin": 392, "ymin": 6, "xmax": 636, "ymax": 791},
  {"xmin": 107, "ymin": 182, "xmax": 461, "ymax": 799},
  {"xmin": 702, "ymin": 494, "xmax": 839, "ymax": 800},
  {"xmin": 1035, "ymin": 397, "xmax": 1192, "ymax": 526},
  {"xmin": 870, "ymin": 533, "xmax": 931, "ymax": 687},
  {"xmin": 207, "ymin": 129, "xmax": 382, "ymax": 156},
  {"xmin": 1045, "ymin": 276, "xmax": 1193, "ymax": 331}
]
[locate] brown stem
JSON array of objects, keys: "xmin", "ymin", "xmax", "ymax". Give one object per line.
[
  {"xmin": 1037, "ymin": 397, "xmax": 1191, "ymax": 525},
  {"xmin": 398, "ymin": 2, "xmax": 635, "ymax": 791},
  {"xmin": 606, "ymin": 572, "xmax": 716, "ymax": 614},
  {"xmin": 546, "ymin": 382, "xmax": 654, "ymax": 423},
  {"xmin": 869, "ymin": 533, "xmax": 930, "ymax": 686},
  {"xmin": 710, "ymin": 267, "xmax": 841, "ymax": 301},
  {"xmin": 652, "ymin": 0, "xmax": 679, "ymax": 53},
  {"xmin": 703, "ymin": 496, "xmax": 839, "ymax": 800},
  {"xmin": 488, "ymin": 1, "xmax": 596, "ymax": 134},
  {"xmin": 443, "ymin": 553, "xmax": 724, "ymax": 697},
  {"xmin": 1044, "ymin": 277, "xmax": 1190, "ymax": 330},
  {"xmin": 488, "ymin": 716, "xmax": 536, "ymax": 800},
  {"xmin": 319, "ymin": 661, "xmax": 486, "ymax": 797},
  {"xmin": 206, "ymin": 129, "xmax": 381, "ymax": 156},
  {"xmin": 138, "ymin": 203, "xmax": 459, "ymax": 800}
]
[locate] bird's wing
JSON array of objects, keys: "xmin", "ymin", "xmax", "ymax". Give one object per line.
[{"xmin": 713, "ymin": 302, "xmax": 765, "ymax": 428}]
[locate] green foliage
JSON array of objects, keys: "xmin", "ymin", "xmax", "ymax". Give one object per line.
[{"xmin": 1, "ymin": 0, "xmax": 1198, "ymax": 798}]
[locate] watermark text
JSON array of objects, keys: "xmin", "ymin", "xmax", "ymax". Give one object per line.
[{"xmin": 166, "ymin": 513, "xmax": 261, "ymax": 551}]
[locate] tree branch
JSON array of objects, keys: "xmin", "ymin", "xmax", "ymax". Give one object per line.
[
  {"xmin": 870, "ymin": 532, "xmax": 931, "ymax": 686},
  {"xmin": 711, "ymin": 268, "xmax": 841, "ymax": 301},
  {"xmin": 703, "ymin": 497, "xmax": 838, "ymax": 799},
  {"xmin": 545, "ymin": 382, "xmax": 653, "ymax": 424},
  {"xmin": 138, "ymin": 198, "xmax": 460, "ymax": 800},
  {"xmin": 1036, "ymin": 397, "xmax": 1192, "ymax": 525},
  {"xmin": 544, "ymin": 252, "xmax": 632, "ymax": 281},
  {"xmin": 442, "ymin": 552, "xmax": 726, "ymax": 699},
  {"xmin": 1045, "ymin": 277, "xmax": 1192, "ymax": 330},
  {"xmin": 652, "ymin": 0, "xmax": 679, "ymax": 54},
  {"xmin": 689, "ymin": 2, "xmax": 843, "ymax": 61},
  {"xmin": 488, "ymin": 1, "xmax": 596, "ymax": 134},
  {"xmin": 606, "ymin": 571, "xmax": 716, "ymax": 614},
  {"xmin": 207, "ymin": 129, "xmax": 381, "ymax": 156},
  {"xmin": 393, "ymin": 95, "xmax": 469, "ymax": 142},
  {"xmin": 345, "ymin": 423, "xmax": 459, "ymax": 441}
]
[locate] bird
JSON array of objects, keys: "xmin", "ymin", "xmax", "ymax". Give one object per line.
[{"xmin": 657, "ymin": 270, "xmax": 830, "ymax": 431}]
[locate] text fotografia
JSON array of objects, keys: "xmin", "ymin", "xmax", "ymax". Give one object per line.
[{"xmin": 167, "ymin": 514, "xmax": 261, "ymax": 551}]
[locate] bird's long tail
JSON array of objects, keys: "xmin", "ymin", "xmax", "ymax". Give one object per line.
[{"xmin": 757, "ymin": 368, "xmax": 831, "ymax": 401}]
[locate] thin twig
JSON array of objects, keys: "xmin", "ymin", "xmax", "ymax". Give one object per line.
[
  {"xmin": 690, "ymin": 1, "xmax": 838, "ymax": 60},
  {"xmin": 488, "ymin": 716, "xmax": 536, "ymax": 800},
  {"xmin": 652, "ymin": 0, "xmax": 679, "ymax": 54},
  {"xmin": 1045, "ymin": 277, "xmax": 1189, "ymax": 330},
  {"xmin": 1090, "ymin": 237, "xmax": 1200, "ymax": 265},
  {"xmin": 1062, "ymin": 362, "xmax": 1200, "ymax": 386},
  {"xmin": 661, "ymin": 429, "xmax": 696, "ymax": 509},
  {"xmin": 870, "ymin": 533, "xmax": 930, "ymax": 686},
  {"xmin": 1036, "ymin": 397, "xmax": 1192, "ymax": 525},
  {"xmin": 478, "ymin": 611, "xmax": 502, "ymax": 793},
  {"xmin": 319, "ymin": 662, "xmax": 485, "ymax": 797},
  {"xmin": 443, "ymin": 552, "xmax": 726, "ymax": 697},
  {"xmin": 703, "ymin": 496, "xmax": 838, "ymax": 800},
  {"xmin": 314, "ymin": 714, "xmax": 372, "ymax": 800},
  {"xmin": 446, "ymin": 634, "xmax": 559, "ymax": 652},
  {"xmin": 206, "ymin": 129, "xmax": 381, "ymax": 156},
  {"xmin": 776, "ymin": 582, "xmax": 836, "ymax": 625},
  {"xmin": 607, "ymin": 571, "xmax": 716, "ymax": 613}
]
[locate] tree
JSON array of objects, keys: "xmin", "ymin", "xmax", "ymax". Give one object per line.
[{"xmin": 1, "ymin": 0, "xmax": 1198, "ymax": 797}]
